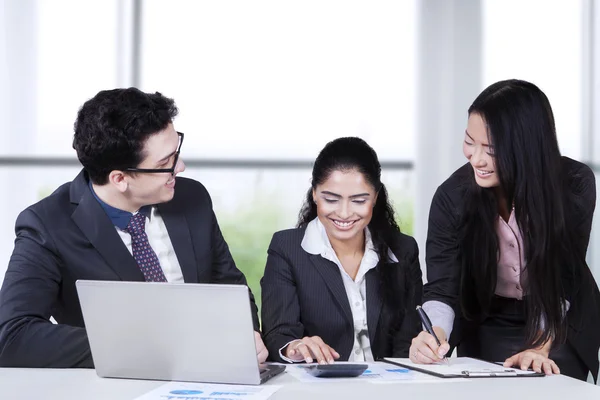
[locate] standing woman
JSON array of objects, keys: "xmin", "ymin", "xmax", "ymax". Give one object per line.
[
  {"xmin": 412, "ymin": 79, "xmax": 600, "ymax": 381},
  {"xmin": 261, "ymin": 137, "xmax": 422, "ymax": 364}
]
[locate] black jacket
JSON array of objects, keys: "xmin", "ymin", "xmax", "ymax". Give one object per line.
[
  {"xmin": 0, "ymin": 170, "xmax": 259, "ymax": 368},
  {"xmin": 261, "ymin": 227, "xmax": 423, "ymax": 362},
  {"xmin": 423, "ymin": 157, "xmax": 600, "ymax": 381}
]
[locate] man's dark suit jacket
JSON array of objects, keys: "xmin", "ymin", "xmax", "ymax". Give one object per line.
[
  {"xmin": 260, "ymin": 227, "xmax": 422, "ymax": 362},
  {"xmin": 0, "ymin": 170, "xmax": 259, "ymax": 368},
  {"xmin": 424, "ymin": 158, "xmax": 600, "ymax": 382}
]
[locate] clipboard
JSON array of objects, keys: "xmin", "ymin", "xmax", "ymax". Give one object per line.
[{"xmin": 382, "ymin": 357, "xmax": 546, "ymax": 378}]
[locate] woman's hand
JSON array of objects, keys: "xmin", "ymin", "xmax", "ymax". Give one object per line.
[
  {"xmin": 284, "ymin": 336, "xmax": 340, "ymax": 364},
  {"xmin": 503, "ymin": 344, "xmax": 560, "ymax": 375},
  {"xmin": 409, "ymin": 326, "xmax": 450, "ymax": 364}
]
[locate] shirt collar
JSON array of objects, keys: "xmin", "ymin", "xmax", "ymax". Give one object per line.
[{"xmin": 88, "ymin": 181, "xmax": 151, "ymax": 230}]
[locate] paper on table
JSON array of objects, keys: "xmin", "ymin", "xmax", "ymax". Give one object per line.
[
  {"xmin": 384, "ymin": 357, "xmax": 540, "ymax": 377},
  {"xmin": 371, "ymin": 362, "xmax": 469, "ymax": 384},
  {"xmin": 286, "ymin": 361, "xmax": 448, "ymax": 383},
  {"xmin": 368, "ymin": 364, "xmax": 449, "ymax": 383},
  {"xmin": 133, "ymin": 382, "xmax": 282, "ymax": 400}
]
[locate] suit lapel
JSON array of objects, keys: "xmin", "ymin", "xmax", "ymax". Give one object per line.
[
  {"xmin": 157, "ymin": 201, "xmax": 198, "ymax": 283},
  {"xmin": 366, "ymin": 265, "xmax": 384, "ymax": 343},
  {"xmin": 70, "ymin": 180, "xmax": 144, "ymax": 281},
  {"xmin": 309, "ymin": 254, "xmax": 353, "ymax": 324}
]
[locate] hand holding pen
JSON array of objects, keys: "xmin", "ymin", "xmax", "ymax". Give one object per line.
[{"xmin": 410, "ymin": 305, "xmax": 450, "ymax": 365}]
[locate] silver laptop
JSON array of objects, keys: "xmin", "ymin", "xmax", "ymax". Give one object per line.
[{"xmin": 76, "ymin": 280, "xmax": 285, "ymax": 385}]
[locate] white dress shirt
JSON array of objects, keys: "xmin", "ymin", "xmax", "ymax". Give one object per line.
[
  {"xmin": 116, "ymin": 207, "xmax": 184, "ymax": 283},
  {"xmin": 280, "ymin": 217, "xmax": 398, "ymax": 363}
]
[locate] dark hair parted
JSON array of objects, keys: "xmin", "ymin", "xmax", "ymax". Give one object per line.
[
  {"xmin": 460, "ymin": 79, "xmax": 579, "ymax": 348},
  {"xmin": 297, "ymin": 137, "xmax": 400, "ymax": 263},
  {"xmin": 298, "ymin": 137, "xmax": 416, "ymax": 341},
  {"xmin": 73, "ymin": 88, "xmax": 179, "ymax": 184}
]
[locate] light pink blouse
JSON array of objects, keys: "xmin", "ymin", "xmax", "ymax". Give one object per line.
[{"xmin": 495, "ymin": 208, "xmax": 527, "ymax": 299}]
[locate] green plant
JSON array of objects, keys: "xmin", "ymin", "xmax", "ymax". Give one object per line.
[
  {"xmin": 392, "ymin": 196, "xmax": 414, "ymax": 235},
  {"xmin": 218, "ymin": 202, "xmax": 289, "ymax": 315}
]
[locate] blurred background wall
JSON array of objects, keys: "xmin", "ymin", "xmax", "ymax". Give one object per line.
[{"xmin": 0, "ymin": 0, "xmax": 599, "ymax": 316}]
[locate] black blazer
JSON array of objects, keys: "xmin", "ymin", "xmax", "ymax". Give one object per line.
[
  {"xmin": 260, "ymin": 227, "xmax": 422, "ymax": 362},
  {"xmin": 0, "ymin": 170, "xmax": 259, "ymax": 368},
  {"xmin": 424, "ymin": 157, "xmax": 600, "ymax": 381}
]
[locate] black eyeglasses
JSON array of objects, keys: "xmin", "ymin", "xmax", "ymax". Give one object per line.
[{"xmin": 125, "ymin": 132, "xmax": 184, "ymax": 176}]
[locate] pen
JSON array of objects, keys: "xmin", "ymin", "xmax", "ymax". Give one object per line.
[{"xmin": 416, "ymin": 305, "xmax": 449, "ymax": 365}]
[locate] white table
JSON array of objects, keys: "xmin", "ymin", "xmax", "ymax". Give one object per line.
[{"xmin": 2, "ymin": 363, "xmax": 599, "ymax": 400}]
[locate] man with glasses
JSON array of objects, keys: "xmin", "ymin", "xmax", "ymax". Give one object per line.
[{"xmin": 0, "ymin": 88, "xmax": 268, "ymax": 367}]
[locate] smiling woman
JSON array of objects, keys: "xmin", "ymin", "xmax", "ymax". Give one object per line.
[
  {"xmin": 414, "ymin": 79, "xmax": 600, "ymax": 382},
  {"xmin": 463, "ymin": 114, "xmax": 498, "ymax": 188},
  {"xmin": 260, "ymin": 137, "xmax": 423, "ymax": 364},
  {"xmin": 311, "ymin": 170, "xmax": 377, "ymax": 259}
]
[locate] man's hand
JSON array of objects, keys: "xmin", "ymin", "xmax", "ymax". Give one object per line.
[{"xmin": 254, "ymin": 331, "xmax": 268, "ymax": 364}]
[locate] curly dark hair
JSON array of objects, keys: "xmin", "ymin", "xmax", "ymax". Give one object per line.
[
  {"xmin": 72, "ymin": 87, "xmax": 179, "ymax": 184},
  {"xmin": 298, "ymin": 137, "xmax": 400, "ymax": 262}
]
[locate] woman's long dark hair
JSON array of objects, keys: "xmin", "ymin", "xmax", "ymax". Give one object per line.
[
  {"xmin": 297, "ymin": 137, "xmax": 399, "ymax": 264},
  {"xmin": 460, "ymin": 79, "xmax": 579, "ymax": 348},
  {"xmin": 298, "ymin": 137, "xmax": 412, "ymax": 326}
]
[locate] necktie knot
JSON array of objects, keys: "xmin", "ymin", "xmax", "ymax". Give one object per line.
[{"xmin": 124, "ymin": 212, "xmax": 146, "ymax": 237}]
